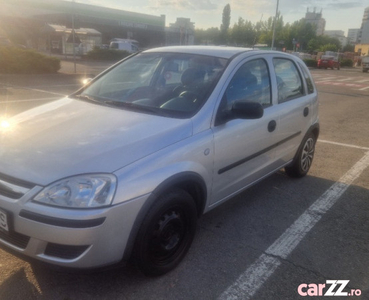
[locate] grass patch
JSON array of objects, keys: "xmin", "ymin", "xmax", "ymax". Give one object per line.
[
  {"xmin": 0, "ymin": 47, "xmax": 61, "ymax": 74},
  {"xmin": 84, "ymin": 48, "xmax": 131, "ymax": 61}
]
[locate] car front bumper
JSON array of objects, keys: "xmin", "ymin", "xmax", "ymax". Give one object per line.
[{"xmin": 0, "ymin": 179, "xmax": 148, "ymax": 269}]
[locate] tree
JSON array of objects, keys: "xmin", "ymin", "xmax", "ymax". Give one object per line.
[
  {"xmin": 307, "ymin": 35, "xmax": 341, "ymax": 52},
  {"xmin": 255, "ymin": 14, "xmax": 284, "ymax": 48},
  {"xmin": 319, "ymin": 43, "xmax": 338, "ymax": 52},
  {"xmin": 342, "ymin": 44, "xmax": 355, "ymax": 52},
  {"xmin": 287, "ymin": 20, "xmax": 316, "ymax": 51},
  {"xmin": 256, "ymin": 16, "xmax": 274, "ymax": 45},
  {"xmin": 194, "ymin": 27, "xmax": 220, "ymax": 45},
  {"xmin": 229, "ymin": 17, "xmax": 255, "ymax": 46},
  {"xmin": 307, "ymin": 38, "xmax": 320, "ymax": 52},
  {"xmin": 193, "ymin": 8, "xmax": 329, "ymax": 51},
  {"xmin": 220, "ymin": 4, "xmax": 231, "ymax": 44}
]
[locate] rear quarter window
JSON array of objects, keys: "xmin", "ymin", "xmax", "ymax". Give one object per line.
[{"xmin": 298, "ymin": 62, "xmax": 315, "ymax": 94}]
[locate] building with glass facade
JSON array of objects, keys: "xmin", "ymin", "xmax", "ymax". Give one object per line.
[{"xmin": 0, "ymin": 0, "xmax": 166, "ymax": 52}]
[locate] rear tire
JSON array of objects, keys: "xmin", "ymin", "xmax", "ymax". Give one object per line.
[
  {"xmin": 133, "ymin": 188, "xmax": 197, "ymax": 276},
  {"xmin": 285, "ymin": 133, "xmax": 316, "ymax": 178}
]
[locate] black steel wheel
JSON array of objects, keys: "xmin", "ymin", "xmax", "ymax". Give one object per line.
[
  {"xmin": 133, "ymin": 188, "xmax": 197, "ymax": 276},
  {"xmin": 285, "ymin": 133, "xmax": 316, "ymax": 178}
]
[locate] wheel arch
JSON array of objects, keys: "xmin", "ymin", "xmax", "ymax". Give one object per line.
[
  {"xmin": 122, "ymin": 172, "xmax": 207, "ymax": 262},
  {"xmin": 309, "ymin": 122, "xmax": 320, "ymax": 140},
  {"xmin": 291, "ymin": 123, "xmax": 320, "ymax": 164}
]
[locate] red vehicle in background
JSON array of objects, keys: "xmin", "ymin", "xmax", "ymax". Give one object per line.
[{"xmin": 317, "ymin": 55, "xmax": 340, "ymax": 70}]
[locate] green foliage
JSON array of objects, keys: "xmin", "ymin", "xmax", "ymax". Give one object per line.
[
  {"xmin": 0, "ymin": 47, "xmax": 60, "ymax": 74},
  {"xmin": 220, "ymin": 4, "xmax": 231, "ymax": 44},
  {"xmin": 319, "ymin": 43, "xmax": 338, "ymax": 52},
  {"xmin": 194, "ymin": 27, "xmax": 221, "ymax": 45},
  {"xmin": 308, "ymin": 35, "xmax": 341, "ymax": 52},
  {"xmin": 307, "ymin": 38, "xmax": 319, "ymax": 51},
  {"xmin": 221, "ymin": 4, "xmax": 231, "ymax": 32},
  {"xmin": 195, "ymin": 9, "xmax": 317, "ymax": 51},
  {"xmin": 340, "ymin": 59, "xmax": 353, "ymax": 67},
  {"xmin": 193, "ymin": 4, "xmax": 343, "ymax": 52},
  {"xmin": 255, "ymin": 16, "xmax": 275, "ymax": 46},
  {"xmin": 342, "ymin": 44, "xmax": 355, "ymax": 52},
  {"xmin": 84, "ymin": 48, "xmax": 130, "ymax": 61},
  {"xmin": 287, "ymin": 20, "xmax": 316, "ymax": 51},
  {"xmin": 303, "ymin": 59, "xmax": 317, "ymax": 68},
  {"xmin": 229, "ymin": 17, "xmax": 255, "ymax": 46}
]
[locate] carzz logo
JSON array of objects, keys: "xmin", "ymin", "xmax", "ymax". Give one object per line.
[{"xmin": 298, "ymin": 280, "xmax": 362, "ymax": 297}]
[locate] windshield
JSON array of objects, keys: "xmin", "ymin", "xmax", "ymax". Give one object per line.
[{"xmin": 77, "ymin": 52, "xmax": 228, "ymax": 118}]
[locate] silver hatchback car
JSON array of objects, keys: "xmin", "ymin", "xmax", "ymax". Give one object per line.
[{"xmin": 0, "ymin": 46, "xmax": 319, "ymax": 276}]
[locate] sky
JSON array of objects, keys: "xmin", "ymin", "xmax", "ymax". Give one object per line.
[{"xmin": 73, "ymin": 0, "xmax": 369, "ymax": 35}]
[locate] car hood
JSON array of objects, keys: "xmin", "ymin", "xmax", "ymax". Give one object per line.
[{"xmin": 0, "ymin": 98, "xmax": 193, "ymax": 186}]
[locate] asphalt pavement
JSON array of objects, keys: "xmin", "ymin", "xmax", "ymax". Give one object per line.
[{"xmin": 0, "ymin": 59, "xmax": 113, "ymax": 116}]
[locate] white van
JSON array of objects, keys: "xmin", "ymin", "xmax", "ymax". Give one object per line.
[
  {"xmin": 362, "ymin": 56, "xmax": 369, "ymax": 73},
  {"xmin": 109, "ymin": 39, "xmax": 139, "ymax": 53}
]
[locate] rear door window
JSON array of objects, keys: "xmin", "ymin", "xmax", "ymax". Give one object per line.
[{"xmin": 273, "ymin": 58, "xmax": 304, "ymax": 103}]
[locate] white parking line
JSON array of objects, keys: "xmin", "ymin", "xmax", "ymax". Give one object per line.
[
  {"xmin": 0, "ymin": 84, "xmax": 67, "ymax": 97},
  {"xmin": 319, "ymin": 139, "xmax": 369, "ymax": 151},
  {"xmin": 14, "ymin": 87, "xmax": 66, "ymax": 96},
  {"xmin": 219, "ymin": 148, "xmax": 369, "ymax": 300},
  {"xmin": 24, "ymin": 84, "xmax": 80, "ymax": 88},
  {"xmin": 315, "ymin": 76, "xmax": 338, "ymax": 81},
  {"xmin": 356, "ymin": 79, "xmax": 369, "ymax": 83},
  {"xmin": 335, "ymin": 77, "xmax": 354, "ymax": 82},
  {"xmin": 0, "ymin": 97, "xmax": 62, "ymax": 104}
]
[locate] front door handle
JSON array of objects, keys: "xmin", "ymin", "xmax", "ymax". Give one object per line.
[{"xmin": 268, "ymin": 120, "xmax": 277, "ymax": 132}]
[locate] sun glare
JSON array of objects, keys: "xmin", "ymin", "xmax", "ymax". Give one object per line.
[{"xmin": 0, "ymin": 119, "xmax": 11, "ymax": 129}]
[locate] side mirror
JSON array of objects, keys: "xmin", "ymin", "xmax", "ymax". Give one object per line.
[
  {"xmin": 231, "ymin": 101, "xmax": 264, "ymax": 119},
  {"xmin": 215, "ymin": 101, "xmax": 264, "ymax": 126}
]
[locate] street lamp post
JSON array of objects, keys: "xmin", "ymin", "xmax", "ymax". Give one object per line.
[
  {"xmin": 72, "ymin": 0, "xmax": 76, "ymax": 73},
  {"xmin": 271, "ymin": 0, "xmax": 280, "ymax": 50}
]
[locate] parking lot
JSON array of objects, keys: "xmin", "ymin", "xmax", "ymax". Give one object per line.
[{"xmin": 0, "ymin": 63, "xmax": 369, "ymax": 300}]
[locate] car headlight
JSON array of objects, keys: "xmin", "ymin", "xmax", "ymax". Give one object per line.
[{"xmin": 33, "ymin": 174, "xmax": 117, "ymax": 208}]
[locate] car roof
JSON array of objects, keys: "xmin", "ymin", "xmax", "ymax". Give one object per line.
[{"xmin": 144, "ymin": 46, "xmax": 255, "ymax": 59}]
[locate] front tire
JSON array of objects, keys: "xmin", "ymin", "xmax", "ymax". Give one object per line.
[
  {"xmin": 133, "ymin": 189, "xmax": 197, "ymax": 276},
  {"xmin": 285, "ymin": 133, "xmax": 316, "ymax": 178}
]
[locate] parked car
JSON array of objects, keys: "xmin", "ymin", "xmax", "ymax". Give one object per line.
[
  {"xmin": 361, "ymin": 56, "xmax": 369, "ymax": 73},
  {"xmin": 0, "ymin": 46, "xmax": 319, "ymax": 276},
  {"xmin": 317, "ymin": 55, "xmax": 340, "ymax": 70}
]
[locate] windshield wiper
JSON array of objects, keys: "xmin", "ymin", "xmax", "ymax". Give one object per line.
[
  {"xmin": 73, "ymin": 94, "xmax": 101, "ymax": 103},
  {"xmin": 104, "ymin": 100, "xmax": 167, "ymax": 115}
]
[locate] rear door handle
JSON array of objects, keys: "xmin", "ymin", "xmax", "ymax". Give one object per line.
[
  {"xmin": 268, "ymin": 120, "xmax": 277, "ymax": 132},
  {"xmin": 304, "ymin": 107, "xmax": 309, "ymax": 117}
]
